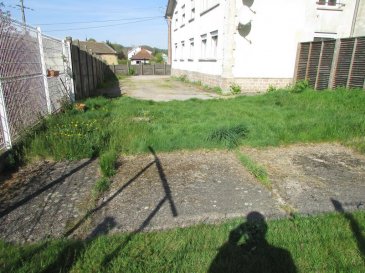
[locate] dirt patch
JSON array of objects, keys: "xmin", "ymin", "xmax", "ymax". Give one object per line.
[
  {"xmin": 121, "ymin": 76, "xmax": 221, "ymax": 101},
  {"xmin": 240, "ymin": 143, "xmax": 365, "ymax": 214}
]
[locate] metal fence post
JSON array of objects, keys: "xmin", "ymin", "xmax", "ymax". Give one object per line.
[
  {"xmin": 37, "ymin": 27, "xmax": 52, "ymax": 114},
  {"xmin": 63, "ymin": 39, "xmax": 75, "ymax": 102},
  {"xmin": 0, "ymin": 80, "xmax": 12, "ymax": 150}
]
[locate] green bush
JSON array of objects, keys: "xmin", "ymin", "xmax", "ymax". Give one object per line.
[
  {"xmin": 230, "ymin": 83, "xmax": 242, "ymax": 95},
  {"xmin": 99, "ymin": 150, "xmax": 118, "ymax": 177},
  {"xmin": 128, "ymin": 68, "xmax": 136, "ymax": 76},
  {"xmin": 212, "ymin": 86, "xmax": 223, "ymax": 94},
  {"xmin": 291, "ymin": 80, "xmax": 310, "ymax": 93},
  {"xmin": 267, "ymin": 85, "xmax": 277, "ymax": 93},
  {"xmin": 177, "ymin": 75, "xmax": 188, "ymax": 82}
]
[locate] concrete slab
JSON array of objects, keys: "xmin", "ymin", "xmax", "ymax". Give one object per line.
[
  {"xmin": 241, "ymin": 144, "xmax": 365, "ymax": 215},
  {"xmin": 86, "ymin": 149, "xmax": 283, "ymax": 237},
  {"xmin": 0, "ymin": 159, "xmax": 99, "ymax": 243}
]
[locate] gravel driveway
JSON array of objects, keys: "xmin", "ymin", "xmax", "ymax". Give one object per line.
[{"xmin": 121, "ymin": 76, "xmax": 221, "ymax": 101}]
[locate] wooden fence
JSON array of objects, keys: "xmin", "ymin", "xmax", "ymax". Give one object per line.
[
  {"xmin": 109, "ymin": 63, "xmax": 171, "ymax": 76},
  {"xmin": 294, "ymin": 36, "xmax": 365, "ymax": 90},
  {"xmin": 69, "ymin": 38, "xmax": 111, "ymax": 100}
]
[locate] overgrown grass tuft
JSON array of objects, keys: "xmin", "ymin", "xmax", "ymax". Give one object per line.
[
  {"xmin": 236, "ymin": 151, "xmax": 270, "ymax": 187},
  {"xmin": 207, "ymin": 124, "xmax": 249, "ymax": 149},
  {"xmin": 92, "ymin": 177, "xmax": 111, "ymax": 197},
  {"xmin": 99, "ymin": 151, "xmax": 118, "ymax": 177}
]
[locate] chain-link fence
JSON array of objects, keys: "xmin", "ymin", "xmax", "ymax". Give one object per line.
[{"xmin": 0, "ymin": 16, "xmax": 74, "ymax": 152}]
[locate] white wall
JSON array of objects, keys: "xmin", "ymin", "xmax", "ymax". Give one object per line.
[
  {"xmin": 354, "ymin": 0, "xmax": 365, "ymax": 36},
  {"xmin": 171, "ymin": 0, "xmax": 225, "ymax": 76},
  {"xmin": 170, "ymin": 0, "xmax": 361, "ymax": 80},
  {"xmin": 232, "ymin": 0, "xmax": 359, "ymax": 79}
]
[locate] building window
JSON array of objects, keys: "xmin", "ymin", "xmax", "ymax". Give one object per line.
[
  {"xmin": 189, "ymin": 38, "xmax": 194, "ymax": 59},
  {"xmin": 201, "ymin": 34, "xmax": 207, "ymax": 58},
  {"xmin": 317, "ymin": 0, "xmax": 338, "ymax": 6},
  {"xmin": 174, "ymin": 43, "xmax": 178, "ymax": 60},
  {"xmin": 181, "ymin": 41, "xmax": 185, "ymax": 60},
  {"xmin": 174, "ymin": 11, "xmax": 178, "ymax": 29},
  {"xmin": 181, "ymin": 5, "xmax": 185, "ymax": 26},
  {"xmin": 211, "ymin": 31, "xmax": 218, "ymax": 58},
  {"xmin": 190, "ymin": 0, "xmax": 195, "ymax": 20}
]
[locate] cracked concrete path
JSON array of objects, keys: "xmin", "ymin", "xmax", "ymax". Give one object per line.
[
  {"xmin": 240, "ymin": 144, "xmax": 365, "ymax": 215},
  {"xmin": 121, "ymin": 76, "xmax": 221, "ymax": 101},
  {"xmin": 1, "ymin": 144, "xmax": 364, "ymax": 243},
  {"xmin": 0, "ymin": 159, "xmax": 99, "ymax": 243},
  {"xmin": 85, "ymin": 150, "xmax": 283, "ymax": 238}
]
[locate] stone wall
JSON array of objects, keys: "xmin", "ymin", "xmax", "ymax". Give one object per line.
[{"xmin": 172, "ymin": 69, "xmax": 292, "ymax": 93}]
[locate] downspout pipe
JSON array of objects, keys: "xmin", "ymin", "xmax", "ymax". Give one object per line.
[{"xmin": 350, "ymin": 0, "xmax": 361, "ymax": 37}]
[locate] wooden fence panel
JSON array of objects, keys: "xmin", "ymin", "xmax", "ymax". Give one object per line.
[
  {"xmin": 348, "ymin": 37, "xmax": 365, "ymax": 88},
  {"xmin": 70, "ymin": 40, "xmax": 111, "ymax": 99},
  {"xmin": 296, "ymin": 43, "xmax": 310, "ymax": 81},
  {"xmin": 109, "ymin": 64, "xmax": 171, "ymax": 76},
  {"xmin": 317, "ymin": 40, "xmax": 336, "ymax": 90},
  {"xmin": 334, "ymin": 39, "xmax": 355, "ymax": 88},
  {"xmin": 307, "ymin": 42, "xmax": 322, "ymax": 88},
  {"xmin": 294, "ymin": 36, "xmax": 365, "ymax": 90}
]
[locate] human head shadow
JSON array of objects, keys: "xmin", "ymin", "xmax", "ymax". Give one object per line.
[
  {"xmin": 86, "ymin": 216, "xmax": 117, "ymax": 239},
  {"xmin": 331, "ymin": 198, "xmax": 365, "ymax": 260},
  {"xmin": 209, "ymin": 212, "xmax": 297, "ymax": 273}
]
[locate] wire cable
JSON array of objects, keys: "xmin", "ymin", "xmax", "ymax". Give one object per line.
[
  {"xmin": 43, "ymin": 17, "xmax": 164, "ymax": 33},
  {"xmin": 35, "ymin": 15, "xmax": 163, "ymax": 26}
]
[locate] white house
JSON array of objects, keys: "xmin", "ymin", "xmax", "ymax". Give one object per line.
[
  {"xmin": 165, "ymin": 0, "xmax": 365, "ymax": 92},
  {"xmin": 128, "ymin": 47, "xmax": 153, "ymax": 60}
]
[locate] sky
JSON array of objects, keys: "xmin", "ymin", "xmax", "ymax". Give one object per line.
[{"xmin": 2, "ymin": 0, "xmax": 168, "ymax": 48}]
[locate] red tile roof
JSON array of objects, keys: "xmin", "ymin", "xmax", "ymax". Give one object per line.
[{"xmin": 131, "ymin": 48, "xmax": 152, "ymax": 60}]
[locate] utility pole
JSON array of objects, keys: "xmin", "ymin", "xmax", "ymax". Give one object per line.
[{"xmin": 20, "ymin": 0, "xmax": 26, "ymax": 26}]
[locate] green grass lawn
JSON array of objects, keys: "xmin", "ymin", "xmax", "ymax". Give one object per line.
[
  {"xmin": 17, "ymin": 87, "xmax": 365, "ymax": 164},
  {"xmin": 1, "ymin": 212, "xmax": 364, "ymax": 273},
  {"xmin": 2, "ymin": 88, "xmax": 365, "ymax": 272}
]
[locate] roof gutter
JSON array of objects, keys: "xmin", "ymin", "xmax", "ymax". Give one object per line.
[{"xmin": 165, "ymin": 0, "xmax": 177, "ymax": 18}]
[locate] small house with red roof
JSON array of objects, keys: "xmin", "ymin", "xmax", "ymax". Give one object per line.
[{"xmin": 130, "ymin": 48, "xmax": 153, "ymax": 65}]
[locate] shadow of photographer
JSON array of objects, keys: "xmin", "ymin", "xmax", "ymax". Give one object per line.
[{"xmin": 209, "ymin": 211, "xmax": 297, "ymax": 273}]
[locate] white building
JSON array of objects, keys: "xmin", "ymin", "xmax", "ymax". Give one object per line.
[
  {"xmin": 128, "ymin": 47, "xmax": 152, "ymax": 60},
  {"xmin": 165, "ymin": 0, "xmax": 365, "ymax": 92}
]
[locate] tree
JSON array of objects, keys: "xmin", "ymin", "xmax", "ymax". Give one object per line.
[
  {"xmin": 153, "ymin": 52, "xmax": 164, "ymax": 64},
  {"xmin": 106, "ymin": 41, "xmax": 126, "ymax": 60},
  {"xmin": 87, "ymin": 38, "xmax": 96, "ymax": 42}
]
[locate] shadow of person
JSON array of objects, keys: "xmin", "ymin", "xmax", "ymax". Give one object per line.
[{"xmin": 209, "ymin": 212, "xmax": 297, "ymax": 273}]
